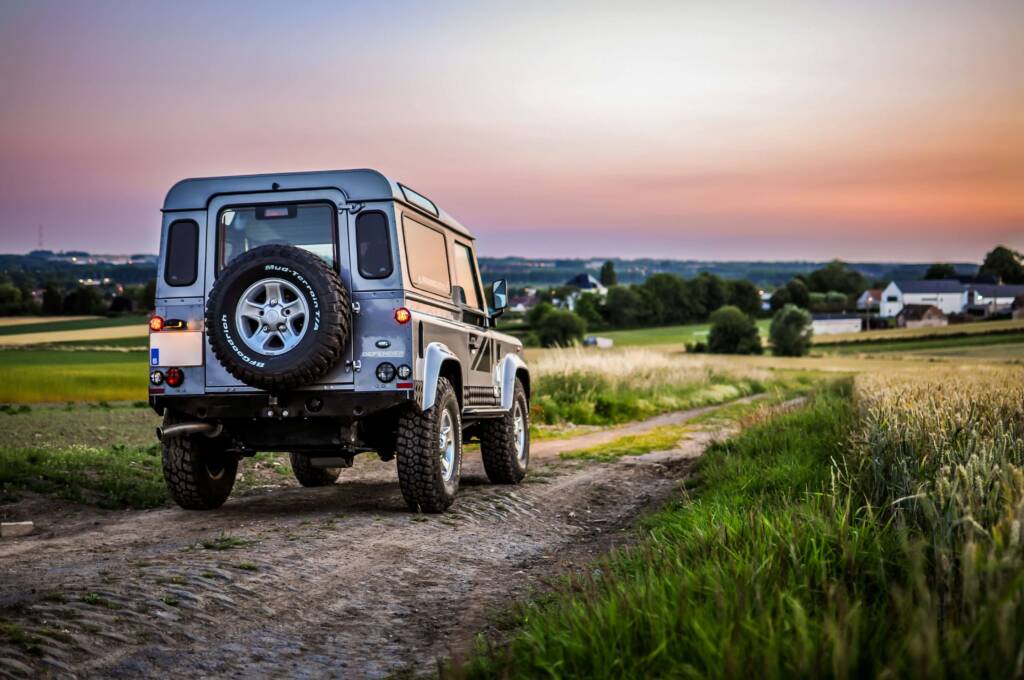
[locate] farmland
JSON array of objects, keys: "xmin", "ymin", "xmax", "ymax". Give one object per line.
[{"xmin": 3, "ymin": 321, "xmax": 1024, "ymax": 676}]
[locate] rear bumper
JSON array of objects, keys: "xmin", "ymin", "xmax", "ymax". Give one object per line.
[{"xmin": 150, "ymin": 389, "xmax": 412, "ymax": 420}]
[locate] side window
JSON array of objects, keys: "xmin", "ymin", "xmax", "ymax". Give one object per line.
[
  {"xmin": 453, "ymin": 242, "xmax": 483, "ymax": 310},
  {"xmin": 355, "ymin": 212, "xmax": 393, "ymax": 279},
  {"xmin": 402, "ymin": 216, "xmax": 451, "ymax": 296},
  {"xmin": 165, "ymin": 220, "xmax": 199, "ymax": 286}
]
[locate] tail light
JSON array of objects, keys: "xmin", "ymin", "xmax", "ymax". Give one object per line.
[
  {"xmin": 165, "ymin": 367, "xmax": 184, "ymax": 387},
  {"xmin": 394, "ymin": 307, "xmax": 411, "ymax": 324},
  {"xmin": 149, "ymin": 315, "xmax": 165, "ymax": 332}
]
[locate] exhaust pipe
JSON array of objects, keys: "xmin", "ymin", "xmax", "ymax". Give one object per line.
[{"xmin": 156, "ymin": 422, "xmax": 223, "ymax": 441}]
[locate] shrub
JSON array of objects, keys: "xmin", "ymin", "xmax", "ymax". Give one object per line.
[
  {"xmin": 707, "ymin": 305, "xmax": 762, "ymax": 354},
  {"xmin": 769, "ymin": 304, "xmax": 813, "ymax": 356},
  {"xmin": 535, "ymin": 309, "xmax": 586, "ymax": 347}
]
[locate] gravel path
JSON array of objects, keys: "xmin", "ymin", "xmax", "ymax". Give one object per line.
[{"xmin": 0, "ymin": 398, "xmax": 767, "ymax": 679}]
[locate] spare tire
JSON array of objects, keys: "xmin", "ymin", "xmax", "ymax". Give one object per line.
[{"xmin": 206, "ymin": 244, "xmax": 351, "ymax": 391}]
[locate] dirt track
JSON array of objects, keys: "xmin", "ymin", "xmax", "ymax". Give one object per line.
[{"xmin": 0, "ymin": 400, "xmax": 760, "ymax": 679}]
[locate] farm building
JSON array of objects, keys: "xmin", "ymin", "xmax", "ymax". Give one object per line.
[
  {"xmin": 811, "ymin": 314, "xmax": 862, "ymax": 336},
  {"xmin": 963, "ymin": 284, "xmax": 1024, "ymax": 316},
  {"xmin": 879, "ymin": 280, "xmax": 964, "ymax": 318},
  {"xmin": 897, "ymin": 304, "xmax": 948, "ymax": 329},
  {"xmin": 856, "ymin": 288, "xmax": 882, "ymax": 312}
]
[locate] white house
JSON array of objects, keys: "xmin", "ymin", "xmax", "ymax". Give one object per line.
[
  {"xmin": 856, "ymin": 288, "xmax": 882, "ymax": 311},
  {"xmin": 879, "ymin": 280, "xmax": 965, "ymax": 318},
  {"xmin": 811, "ymin": 314, "xmax": 862, "ymax": 336}
]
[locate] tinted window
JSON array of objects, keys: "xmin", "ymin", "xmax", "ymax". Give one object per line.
[
  {"xmin": 219, "ymin": 203, "xmax": 334, "ymax": 269},
  {"xmin": 356, "ymin": 212, "xmax": 393, "ymax": 279},
  {"xmin": 402, "ymin": 216, "xmax": 450, "ymax": 296},
  {"xmin": 453, "ymin": 242, "xmax": 482, "ymax": 310},
  {"xmin": 165, "ymin": 220, "xmax": 198, "ymax": 286}
]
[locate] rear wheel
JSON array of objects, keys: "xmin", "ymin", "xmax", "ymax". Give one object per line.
[
  {"xmin": 289, "ymin": 453, "xmax": 341, "ymax": 487},
  {"xmin": 479, "ymin": 378, "xmax": 529, "ymax": 484},
  {"xmin": 161, "ymin": 413, "xmax": 237, "ymax": 510},
  {"xmin": 395, "ymin": 377, "xmax": 462, "ymax": 512}
]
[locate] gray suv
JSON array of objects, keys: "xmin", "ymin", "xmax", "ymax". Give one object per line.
[{"xmin": 149, "ymin": 169, "xmax": 530, "ymax": 512}]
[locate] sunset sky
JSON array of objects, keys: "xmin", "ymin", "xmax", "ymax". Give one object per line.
[{"xmin": 1, "ymin": 1, "xmax": 1021, "ymax": 261}]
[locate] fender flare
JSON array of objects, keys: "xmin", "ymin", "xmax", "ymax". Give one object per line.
[
  {"xmin": 421, "ymin": 342, "xmax": 459, "ymax": 411},
  {"xmin": 498, "ymin": 353, "xmax": 529, "ymax": 410}
]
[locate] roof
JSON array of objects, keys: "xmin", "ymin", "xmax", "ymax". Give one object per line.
[
  {"xmin": 890, "ymin": 280, "xmax": 964, "ymax": 294},
  {"xmin": 162, "ymin": 168, "xmax": 473, "ymax": 238},
  {"xmin": 967, "ymin": 284, "xmax": 1024, "ymax": 298},
  {"xmin": 566, "ymin": 273, "xmax": 604, "ymax": 289},
  {"xmin": 898, "ymin": 304, "xmax": 944, "ymax": 321}
]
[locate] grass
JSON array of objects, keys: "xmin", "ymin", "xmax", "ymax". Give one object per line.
[
  {"xmin": 599, "ymin": 319, "xmax": 773, "ymax": 347},
  {"xmin": 814, "ymin": 316, "xmax": 1024, "ymax": 345},
  {"xmin": 0, "ymin": 348, "xmax": 146, "ymax": 403},
  {"xmin": 529, "ymin": 346, "xmax": 785, "ymax": 425},
  {"xmin": 200, "ymin": 534, "xmax": 251, "ymax": 550},
  {"xmin": 560, "ymin": 424, "xmax": 692, "ymax": 461},
  {"xmin": 0, "ymin": 315, "xmax": 145, "ymax": 336},
  {"xmin": 459, "ymin": 368, "xmax": 1024, "ymax": 678}
]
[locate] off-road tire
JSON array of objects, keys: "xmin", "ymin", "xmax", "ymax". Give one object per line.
[
  {"xmin": 161, "ymin": 413, "xmax": 238, "ymax": 510},
  {"xmin": 479, "ymin": 378, "xmax": 529, "ymax": 484},
  {"xmin": 395, "ymin": 377, "xmax": 462, "ymax": 512},
  {"xmin": 205, "ymin": 244, "xmax": 351, "ymax": 391},
  {"xmin": 289, "ymin": 453, "xmax": 341, "ymax": 487}
]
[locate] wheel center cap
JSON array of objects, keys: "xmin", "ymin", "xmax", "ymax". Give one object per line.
[{"xmin": 264, "ymin": 309, "xmax": 280, "ymax": 324}]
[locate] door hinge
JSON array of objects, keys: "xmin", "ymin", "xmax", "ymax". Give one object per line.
[{"xmin": 352, "ymin": 302, "xmax": 361, "ymax": 315}]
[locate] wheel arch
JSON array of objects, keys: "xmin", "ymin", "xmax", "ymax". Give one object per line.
[
  {"xmin": 499, "ymin": 353, "xmax": 530, "ymax": 410},
  {"xmin": 421, "ymin": 342, "xmax": 463, "ymax": 411}
]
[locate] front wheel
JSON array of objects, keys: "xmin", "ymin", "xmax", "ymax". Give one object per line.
[
  {"xmin": 479, "ymin": 378, "xmax": 529, "ymax": 484},
  {"xmin": 395, "ymin": 377, "xmax": 462, "ymax": 512},
  {"xmin": 161, "ymin": 414, "xmax": 237, "ymax": 510}
]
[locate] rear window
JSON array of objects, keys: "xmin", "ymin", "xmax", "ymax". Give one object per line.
[
  {"xmin": 402, "ymin": 216, "xmax": 450, "ymax": 296},
  {"xmin": 218, "ymin": 203, "xmax": 335, "ymax": 269},
  {"xmin": 165, "ymin": 220, "xmax": 198, "ymax": 286},
  {"xmin": 355, "ymin": 212, "xmax": 393, "ymax": 279}
]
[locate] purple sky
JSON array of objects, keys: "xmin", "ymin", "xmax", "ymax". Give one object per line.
[{"xmin": 1, "ymin": 1, "xmax": 1021, "ymax": 261}]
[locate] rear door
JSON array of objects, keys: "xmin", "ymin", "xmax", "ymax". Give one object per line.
[{"xmin": 204, "ymin": 189, "xmax": 355, "ymax": 389}]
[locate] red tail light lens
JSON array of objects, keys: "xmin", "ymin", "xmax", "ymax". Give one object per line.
[
  {"xmin": 149, "ymin": 315, "xmax": 165, "ymax": 332},
  {"xmin": 165, "ymin": 367, "xmax": 184, "ymax": 387},
  {"xmin": 394, "ymin": 307, "xmax": 411, "ymax": 324}
]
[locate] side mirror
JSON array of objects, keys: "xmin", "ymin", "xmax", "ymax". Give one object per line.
[{"xmin": 490, "ymin": 279, "xmax": 508, "ymax": 317}]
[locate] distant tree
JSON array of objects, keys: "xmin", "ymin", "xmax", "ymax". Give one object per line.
[
  {"xmin": 603, "ymin": 286, "xmax": 644, "ymax": 328},
  {"xmin": 770, "ymin": 304, "xmax": 813, "ymax": 357},
  {"xmin": 707, "ymin": 306, "xmax": 763, "ymax": 355},
  {"xmin": 62, "ymin": 286, "xmax": 105, "ymax": 315},
  {"xmin": 726, "ymin": 279, "xmax": 762, "ymax": 316},
  {"xmin": 42, "ymin": 284, "xmax": 63, "ymax": 315},
  {"xmin": 979, "ymin": 245, "xmax": 1024, "ymax": 284},
  {"xmin": 807, "ymin": 260, "xmax": 867, "ymax": 295},
  {"xmin": 574, "ymin": 292, "xmax": 604, "ymax": 327},
  {"xmin": 641, "ymin": 274, "xmax": 687, "ymax": 324},
  {"xmin": 139, "ymin": 279, "xmax": 156, "ymax": 311},
  {"xmin": 108, "ymin": 295, "xmax": 134, "ymax": 314},
  {"xmin": 692, "ymin": 272, "xmax": 727, "ymax": 316},
  {"xmin": 773, "ymin": 278, "xmax": 810, "ymax": 311},
  {"xmin": 599, "ymin": 260, "xmax": 617, "ymax": 287},
  {"xmin": 923, "ymin": 263, "xmax": 957, "ymax": 280},
  {"xmin": 770, "ymin": 286, "xmax": 791, "ymax": 312},
  {"xmin": 527, "ymin": 302, "xmax": 555, "ymax": 327},
  {"xmin": 0, "ymin": 283, "xmax": 24, "ymax": 315},
  {"xmin": 535, "ymin": 309, "xmax": 586, "ymax": 347}
]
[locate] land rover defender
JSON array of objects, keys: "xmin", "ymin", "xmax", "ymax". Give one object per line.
[{"xmin": 149, "ymin": 169, "xmax": 530, "ymax": 512}]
